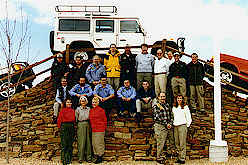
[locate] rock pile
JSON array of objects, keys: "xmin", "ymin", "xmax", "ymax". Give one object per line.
[{"xmin": 0, "ymin": 81, "xmax": 247, "ymax": 161}]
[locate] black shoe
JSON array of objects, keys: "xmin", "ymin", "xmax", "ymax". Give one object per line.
[
  {"xmin": 156, "ymin": 159, "xmax": 164, "ymax": 164},
  {"xmin": 94, "ymin": 155, "xmax": 102, "ymax": 164},
  {"xmin": 176, "ymin": 159, "xmax": 185, "ymax": 164},
  {"xmin": 52, "ymin": 116, "xmax": 57, "ymax": 124}
]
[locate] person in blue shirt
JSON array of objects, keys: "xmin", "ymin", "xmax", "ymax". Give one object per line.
[
  {"xmin": 117, "ymin": 79, "xmax": 136, "ymax": 117},
  {"xmin": 93, "ymin": 76, "xmax": 115, "ymax": 120},
  {"xmin": 69, "ymin": 77, "xmax": 93, "ymax": 108},
  {"xmin": 85, "ymin": 55, "xmax": 106, "ymax": 88}
]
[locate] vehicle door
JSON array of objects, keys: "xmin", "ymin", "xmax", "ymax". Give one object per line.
[
  {"xmin": 117, "ymin": 19, "xmax": 145, "ymax": 48},
  {"xmin": 93, "ymin": 18, "xmax": 117, "ymax": 49}
]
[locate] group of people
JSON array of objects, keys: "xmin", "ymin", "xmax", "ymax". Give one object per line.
[{"xmin": 50, "ymin": 43, "xmax": 205, "ymax": 164}]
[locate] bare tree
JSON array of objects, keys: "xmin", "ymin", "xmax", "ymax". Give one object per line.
[{"xmin": 0, "ymin": 1, "xmax": 31, "ymax": 163}]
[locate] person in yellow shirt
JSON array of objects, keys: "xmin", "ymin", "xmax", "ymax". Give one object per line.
[{"xmin": 104, "ymin": 44, "xmax": 121, "ymax": 91}]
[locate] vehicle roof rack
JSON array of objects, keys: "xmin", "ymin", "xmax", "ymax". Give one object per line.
[{"xmin": 55, "ymin": 5, "xmax": 118, "ymax": 14}]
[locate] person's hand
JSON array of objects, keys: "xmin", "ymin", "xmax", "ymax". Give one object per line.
[
  {"xmin": 102, "ymin": 97, "xmax": 107, "ymax": 102},
  {"xmin": 122, "ymin": 97, "xmax": 126, "ymax": 101},
  {"xmin": 64, "ymin": 72, "xmax": 69, "ymax": 77},
  {"xmin": 126, "ymin": 98, "xmax": 131, "ymax": 101},
  {"xmin": 76, "ymin": 94, "xmax": 81, "ymax": 97},
  {"xmin": 167, "ymin": 124, "xmax": 172, "ymax": 129}
]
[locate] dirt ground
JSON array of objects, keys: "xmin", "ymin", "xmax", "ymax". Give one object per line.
[{"xmin": 0, "ymin": 157, "xmax": 247, "ymax": 165}]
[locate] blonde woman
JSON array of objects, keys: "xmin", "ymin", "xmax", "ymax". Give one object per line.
[
  {"xmin": 75, "ymin": 96, "xmax": 92, "ymax": 163},
  {"xmin": 89, "ymin": 97, "xmax": 107, "ymax": 164},
  {"xmin": 172, "ymin": 95, "xmax": 192, "ymax": 164}
]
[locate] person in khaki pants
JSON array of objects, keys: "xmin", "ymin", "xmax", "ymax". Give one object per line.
[
  {"xmin": 172, "ymin": 95, "xmax": 192, "ymax": 164},
  {"xmin": 187, "ymin": 53, "xmax": 205, "ymax": 113},
  {"xmin": 168, "ymin": 52, "xmax": 188, "ymax": 102},
  {"xmin": 153, "ymin": 49, "xmax": 171, "ymax": 96},
  {"xmin": 152, "ymin": 92, "xmax": 174, "ymax": 164}
]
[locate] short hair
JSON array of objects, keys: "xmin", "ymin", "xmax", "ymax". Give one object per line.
[
  {"xmin": 100, "ymin": 75, "xmax": 107, "ymax": 79},
  {"xmin": 191, "ymin": 53, "xmax": 198, "ymax": 57},
  {"xmin": 158, "ymin": 92, "xmax": 166, "ymax": 97},
  {"xmin": 93, "ymin": 55, "xmax": 101, "ymax": 60},
  {"xmin": 141, "ymin": 43, "xmax": 148, "ymax": 48},
  {"xmin": 79, "ymin": 76, "xmax": 86, "ymax": 80},
  {"xmin": 110, "ymin": 43, "xmax": 116, "ymax": 48},
  {"xmin": 92, "ymin": 97, "xmax": 100, "ymax": 103},
  {"xmin": 142, "ymin": 80, "xmax": 150, "ymax": 85}
]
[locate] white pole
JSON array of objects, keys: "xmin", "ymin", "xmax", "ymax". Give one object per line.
[{"xmin": 209, "ymin": 38, "xmax": 228, "ymax": 162}]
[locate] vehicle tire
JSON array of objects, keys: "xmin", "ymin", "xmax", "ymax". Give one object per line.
[
  {"xmin": 151, "ymin": 40, "xmax": 179, "ymax": 55},
  {"xmin": 0, "ymin": 81, "xmax": 16, "ymax": 101},
  {"xmin": 69, "ymin": 41, "xmax": 95, "ymax": 63},
  {"xmin": 220, "ymin": 63, "xmax": 238, "ymax": 86},
  {"xmin": 49, "ymin": 31, "xmax": 55, "ymax": 54}
]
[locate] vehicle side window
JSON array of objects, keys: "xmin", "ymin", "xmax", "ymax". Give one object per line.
[
  {"xmin": 120, "ymin": 20, "xmax": 141, "ymax": 33},
  {"xmin": 96, "ymin": 20, "xmax": 114, "ymax": 33},
  {"xmin": 59, "ymin": 19, "xmax": 90, "ymax": 31}
]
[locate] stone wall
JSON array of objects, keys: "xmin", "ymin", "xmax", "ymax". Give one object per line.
[{"xmin": 0, "ymin": 80, "xmax": 247, "ymax": 161}]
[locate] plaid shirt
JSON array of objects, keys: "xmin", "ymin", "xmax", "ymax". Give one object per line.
[{"xmin": 152, "ymin": 101, "xmax": 173, "ymax": 126}]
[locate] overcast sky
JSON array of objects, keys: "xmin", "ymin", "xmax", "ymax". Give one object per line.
[{"xmin": 1, "ymin": 0, "xmax": 248, "ymax": 84}]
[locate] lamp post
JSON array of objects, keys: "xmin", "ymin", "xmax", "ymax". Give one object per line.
[{"xmin": 209, "ymin": 39, "xmax": 228, "ymax": 162}]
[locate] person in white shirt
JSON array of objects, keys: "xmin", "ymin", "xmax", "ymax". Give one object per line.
[
  {"xmin": 153, "ymin": 49, "xmax": 171, "ymax": 96},
  {"xmin": 172, "ymin": 95, "xmax": 192, "ymax": 164}
]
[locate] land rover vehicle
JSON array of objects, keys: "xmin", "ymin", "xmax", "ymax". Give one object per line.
[
  {"xmin": 204, "ymin": 53, "xmax": 248, "ymax": 91},
  {"xmin": 0, "ymin": 62, "xmax": 36, "ymax": 101},
  {"xmin": 49, "ymin": 5, "xmax": 185, "ymax": 62}
]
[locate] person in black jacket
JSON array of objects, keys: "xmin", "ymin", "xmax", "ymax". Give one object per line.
[
  {"xmin": 187, "ymin": 53, "xmax": 205, "ymax": 112},
  {"xmin": 120, "ymin": 44, "xmax": 136, "ymax": 87},
  {"xmin": 136, "ymin": 80, "xmax": 156, "ymax": 123},
  {"xmin": 50, "ymin": 53, "xmax": 69, "ymax": 89},
  {"xmin": 168, "ymin": 52, "xmax": 188, "ymax": 103}
]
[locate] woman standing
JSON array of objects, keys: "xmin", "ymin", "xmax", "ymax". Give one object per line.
[
  {"xmin": 89, "ymin": 97, "xmax": 107, "ymax": 164},
  {"xmin": 172, "ymin": 95, "xmax": 192, "ymax": 164},
  {"xmin": 57, "ymin": 98, "xmax": 75, "ymax": 165},
  {"xmin": 75, "ymin": 96, "xmax": 92, "ymax": 163}
]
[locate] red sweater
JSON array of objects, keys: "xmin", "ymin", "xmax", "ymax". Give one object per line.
[
  {"xmin": 89, "ymin": 106, "xmax": 107, "ymax": 132},
  {"xmin": 57, "ymin": 107, "xmax": 75, "ymax": 128}
]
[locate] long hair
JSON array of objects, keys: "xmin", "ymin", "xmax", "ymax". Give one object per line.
[{"xmin": 173, "ymin": 95, "xmax": 186, "ymax": 109}]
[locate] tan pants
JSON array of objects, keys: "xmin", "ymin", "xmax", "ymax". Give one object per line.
[
  {"xmin": 154, "ymin": 74, "xmax": 167, "ymax": 96},
  {"xmin": 92, "ymin": 132, "xmax": 105, "ymax": 156},
  {"xmin": 53, "ymin": 102, "xmax": 60, "ymax": 117},
  {"xmin": 171, "ymin": 77, "xmax": 187, "ymax": 100},
  {"xmin": 107, "ymin": 77, "xmax": 120, "ymax": 91},
  {"xmin": 154, "ymin": 123, "xmax": 174, "ymax": 159},
  {"xmin": 174, "ymin": 125, "xmax": 187, "ymax": 161},
  {"xmin": 136, "ymin": 99, "xmax": 153, "ymax": 112},
  {"xmin": 189, "ymin": 85, "xmax": 204, "ymax": 110},
  {"xmin": 136, "ymin": 72, "xmax": 153, "ymax": 90}
]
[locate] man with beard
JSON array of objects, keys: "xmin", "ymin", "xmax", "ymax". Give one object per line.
[{"xmin": 69, "ymin": 77, "xmax": 93, "ymax": 108}]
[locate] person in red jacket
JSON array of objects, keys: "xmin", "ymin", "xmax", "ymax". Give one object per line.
[
  {"xmin": 89, "ymin": 97, "xmax": 107, "ymax": 164},
  {"xmin": 57, "ymin": 98, "xmax": 75, "ymax": 165}
]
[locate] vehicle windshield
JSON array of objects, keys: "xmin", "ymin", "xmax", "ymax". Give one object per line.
[
  {"xmin": 59, "ymin": 19, "xmax": 90, "ymax": 31},
  {"xmin": 120, "ymin": 20, "xmax": 141, "ymax": 33}
]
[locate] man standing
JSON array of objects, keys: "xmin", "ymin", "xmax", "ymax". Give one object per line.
[
  {"xmin": 154, "ymin": 49, "xmax": 171, "ymax": 96},
  {"xmin": 104, "ymin": 44, "xmax": 121, "ymax": 91},
  {"xmin": 187, "ymin": 53, "xmax": 205, "ymax": 112},
  {"xmin": 168, "ymin": 52, "xmax": 188, "ymax": 102},
  {"xmin": 117, "ymin": 79, "xmax": 136, "ymax": 117},
  {"xmin": 53, "ymin": 78, "xmax": 70, "ymax": 123},
  {"xmin": 152, "ymin": 92, "xmax": 174, "ymax": 164},
  {"xmin": 85, "ymin": 55, "xmax": 106, "ymax": 87},
  {"xmin": 167, "ymin": 51, "xmax": 175, "ymax": 66},
  {"xmin": 136, "ymin": 44, "xmax": 154, "ymax": 89},
  {"xmin": 69, "ymin": 77, "xmax": 93, "ymax": 108},
  {"xmin": 93, "ymin": 76, "xmax": 115, "ymax": 120},
  {"xmin": 69, "ymin": 54, "xmax": 88, "ymax": 86},
  {"xmin": 120, "ymin": 44, "xmax": 136, "ymax": 87},
  {"xmin": 50, "ymin": 53, "xmax": 69, "ymax": 88}
]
